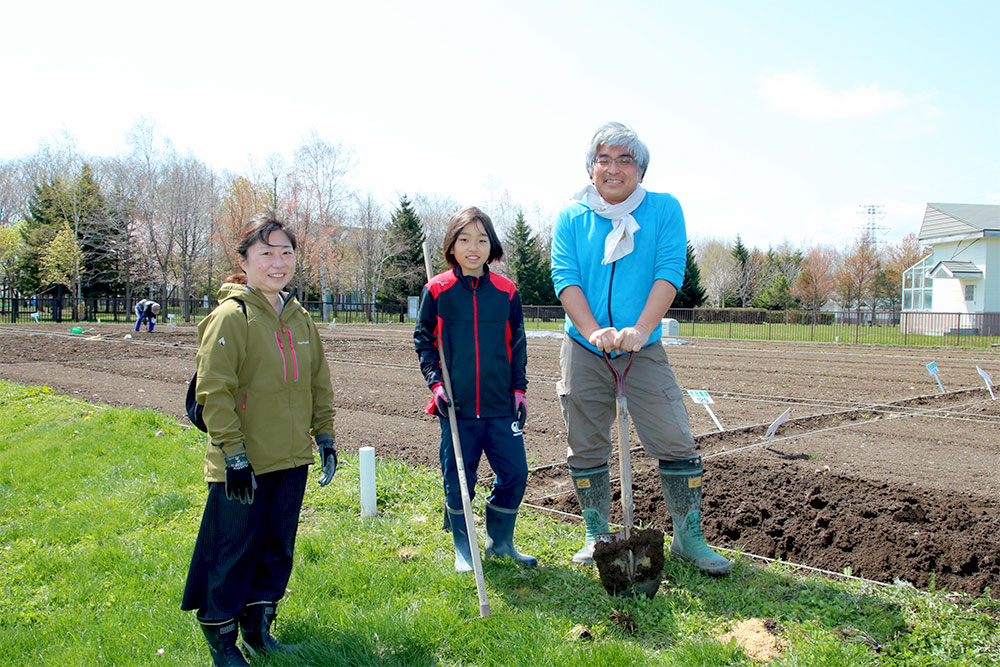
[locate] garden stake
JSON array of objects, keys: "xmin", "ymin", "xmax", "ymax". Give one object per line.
[
  {"xmin": 421, "ymin": 241, "xmax": 491, "ymax": 618},
  {"xmin": 593, "ymin": 351, "xmax": 665, "ymax": 598}
]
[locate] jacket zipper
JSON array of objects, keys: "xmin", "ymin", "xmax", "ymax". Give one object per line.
[
  {"xmin": 472, "ymin": 277, "xmax": 481, "ymax": 418},
  {"xmin": 607, "ymin": 262, "xmax": 616, "ymax": 329},
  {"xmin": 274, "ymin": 321, "xmax": 299, "ymax": 382}
]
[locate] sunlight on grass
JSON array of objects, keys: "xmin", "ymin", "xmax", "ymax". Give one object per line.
[{"xmin": 0, "ymin": 379, "xmax": 997, "ymax": 666}]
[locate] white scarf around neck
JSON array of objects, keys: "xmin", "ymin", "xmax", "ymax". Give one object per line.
[{"xmin": 572, "ymin": 184, "xmax": 646, "ymax": 264}]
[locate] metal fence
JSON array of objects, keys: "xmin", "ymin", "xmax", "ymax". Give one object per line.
[
  {"xmin": 0, "ymin": 296, "xmax": 408, "ymax": 326},
  {"xmin": 4, "ymin": 296, "xmax": 999, "ymax": 348}
]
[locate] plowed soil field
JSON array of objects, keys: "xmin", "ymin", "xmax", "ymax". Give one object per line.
[{"xmin": 2, "ymin": 322, "xmax": 997, "ymax": 596}]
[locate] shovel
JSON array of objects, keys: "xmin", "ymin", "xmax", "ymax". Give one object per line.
[{"xmin": 593, "ymin": 351, "xmax": 665, "ymax": 598}]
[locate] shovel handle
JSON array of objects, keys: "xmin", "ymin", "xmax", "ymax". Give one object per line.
[
  {"xmin": 603, "ymin": 352, "xmax": 634, "ymax": 539},
  {"xmin": 603, "ymin": 351, "xmax": 634, "ymax": 398}
]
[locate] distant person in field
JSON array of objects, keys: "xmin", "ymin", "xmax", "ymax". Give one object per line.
[
  {"xmin": 133, "ymin": 298, "xmax": 160, "ymax": 332},
  {"xmin": 414, "ymin": 206, "xmax": 537, "ymax": 572},
  {"xmin": 550, "ymin": 121, "xmax": 731, "ymax": 576},
  {"xmin": 181, "ymin": 212, "xmax": 338, "ymax": 666}
]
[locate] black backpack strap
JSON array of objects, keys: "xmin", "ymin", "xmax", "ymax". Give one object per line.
[{"xmin": 186, "ymin": 298, "xmax": 249, "ymax": 432}]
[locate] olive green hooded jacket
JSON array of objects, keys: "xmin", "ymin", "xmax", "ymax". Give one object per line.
[{"xmin": 195, "ymin": 283, "xmax": 335, "ymax": 482}]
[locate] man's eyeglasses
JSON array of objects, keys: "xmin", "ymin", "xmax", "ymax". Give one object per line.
[{"xmin": 594, "ymin": 156, "xmax": 636, "ymax": 168}]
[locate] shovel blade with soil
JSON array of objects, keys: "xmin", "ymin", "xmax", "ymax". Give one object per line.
[
  {"xmin": 594, "ymin": 527, "xmax": 665, "ymax": 598},
  {"xmin": 594, "ymin": 352, "xmax": 666, "ymax": 598}
]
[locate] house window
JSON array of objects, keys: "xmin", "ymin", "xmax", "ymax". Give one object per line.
[{"xmin": 965, "ymin": 284, "xmax": 975, "ymax": 302}]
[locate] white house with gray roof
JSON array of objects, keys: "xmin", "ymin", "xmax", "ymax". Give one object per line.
[{"xmin": 902, "ymin": 203, "xmax": 1000, "ymax": 335}]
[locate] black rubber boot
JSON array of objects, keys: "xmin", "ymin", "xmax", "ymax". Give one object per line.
[
  {"xmin": 569, "ymin": 464, "xmax": 611, "ymax": 565},
  {"xmin": 239, "ymin": 601, "xmax": 298, "ymax": 658},
  {"xmin": 199, "ymin": 618, "xmax": 250, "ymax": 667}
]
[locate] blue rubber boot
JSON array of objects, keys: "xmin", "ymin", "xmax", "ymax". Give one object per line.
[
  {"xmin": 569, "ymin": 464, "xmax": 610, "ymax": 565},
  {"xmin": 484, "ymin": 502, "xmax": 537, "ymax": 566},
  {"xmin": 659, "ymin": 457, "xmax": 731, "ymax": 576},
  {"xmin": 447, "ymin": 506, "xmax": 474, "ymax": 573},
  {"xmin": 134, "ymin": 319, "xmax": 141, "ymax": 332}
]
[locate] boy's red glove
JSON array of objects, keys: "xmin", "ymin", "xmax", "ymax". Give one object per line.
[
  {"xmin": 514, "ymin": 390, "xmax": 527, "ymax": 429},
  {"xmin": 425, "ymin": 382, "xmax": 450, "ymax": 418}
]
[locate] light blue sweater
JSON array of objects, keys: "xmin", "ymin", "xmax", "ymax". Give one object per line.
[{"xmin": 550, "ymin": 191, "xmax": 687, "ymax": 355}]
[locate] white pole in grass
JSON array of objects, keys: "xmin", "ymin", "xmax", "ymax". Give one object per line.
[{"xmin": 359, "ymin": 446, "xmax": 377, "ymax": 517}]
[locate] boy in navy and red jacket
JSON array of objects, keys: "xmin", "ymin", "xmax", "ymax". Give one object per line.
[{"xmin": 414, "ymin": 206, "xmax": 536, "ymax": 572}]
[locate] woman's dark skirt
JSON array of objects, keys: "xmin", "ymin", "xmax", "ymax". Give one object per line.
[{"xmin": 181, "ymin": 465, "xmax": 309, "ymax": 620}]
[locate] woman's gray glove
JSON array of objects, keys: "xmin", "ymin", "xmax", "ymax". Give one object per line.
[
  {"xmin": 316, "ymin": 433, "xmax": 337, "ymax": 486},
  {"xmin": 223, "ymin": 450, "xmax": 257, "ymax": 504}
]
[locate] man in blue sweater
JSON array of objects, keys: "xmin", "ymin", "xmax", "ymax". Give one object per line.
[{"xmin": 550, "ymin": 122, "xmax": 730, "ymax": 576}]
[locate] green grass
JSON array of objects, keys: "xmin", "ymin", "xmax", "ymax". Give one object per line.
[{"xmin": 0, "ymin": 380, "xmax": 998, "ymax": 665}]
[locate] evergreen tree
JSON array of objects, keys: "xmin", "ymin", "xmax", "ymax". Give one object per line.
[
  {"xmin": 17, "ymin": 178, "xmax": 70, "ymax": 295},
  {"xmin": 674, "ymin": 241, "xmax": 706, "ymax": 308},
  {"xmin": 15, "ymin": 165, "xmax": 121, "ymax": 297},
  {"xmin": 729, "ymin": 235, "xmax": 760, "ymax": 307},
  {"xmin": 73, "ymin": 164, "xmax": 122, "ymax": 297},
  {"xmin": 504, "ymin": 210, "xmax": 556, "ymax": 305},
  {"xmin": 752, "ymin": 273, "xmax": 800, "ymax": 310},
  {"xmin": 380, "ymin": 194, "xmax": 426, "ymax": 304}
]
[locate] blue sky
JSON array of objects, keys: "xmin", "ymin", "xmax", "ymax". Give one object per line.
[{"xmin": 4, "ymin": 0, "xmax": 997, "ymax": 249}]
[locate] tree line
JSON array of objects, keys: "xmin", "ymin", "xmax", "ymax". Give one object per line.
[
  {"xmin": 0, "ymin": 124, "xmax": 558, "ymax": 319},
  {"xmin": 0, "ymin": 124, "xmax": 924, "ymax": 317},
  {"xmin": 684, "ymin": 231, "xmax": 927, "ymax": 314}
]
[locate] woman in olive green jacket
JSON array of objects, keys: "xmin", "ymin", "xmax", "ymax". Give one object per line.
[{"xmin": 182, "ymin": 212, "xmax": 337, "ymax": 667}]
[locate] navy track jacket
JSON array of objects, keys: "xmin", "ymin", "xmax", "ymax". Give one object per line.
[{"xmin": 414, "ymin": 265, "xmax": 528, "ymax": 419}]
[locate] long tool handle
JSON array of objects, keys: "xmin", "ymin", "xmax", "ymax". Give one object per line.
[
  {"xmin": 605, "ymin": 351, "xmax": 636, "ymax": 581},
  {"xmin": 422, "ymin": 242, "xmax": 490, "ymax": 618},
  {"xmin": 617, "ymin": 395, "xmax": 633, "ymax": 540}
]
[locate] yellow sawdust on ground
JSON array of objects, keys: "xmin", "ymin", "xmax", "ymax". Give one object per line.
[{"xmin": 718, "ymin": 618, "xmax": 787, "ymax": 662}]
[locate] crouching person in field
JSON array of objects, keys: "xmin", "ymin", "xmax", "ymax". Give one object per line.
[
  {"xmin": 181, "ymin": 211, "xmax": 338, "ymax": 666},
  {"xmin": 414, "ymin": 207, "xmax": 537, "ymax": 572},
  {"xmin": 134, "ymin": 299, "xmax": 160, "ymax": 332}
]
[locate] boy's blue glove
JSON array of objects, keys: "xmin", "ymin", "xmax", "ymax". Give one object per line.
[
  {"xmin": 316, "ymin": 433, "xmax": 337, "ymax": 486},
  {"xmin": 222, "ymin": 450, "xmax": 257, "ymax": 505}
]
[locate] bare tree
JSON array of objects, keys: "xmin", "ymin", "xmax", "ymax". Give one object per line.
[
  {"xmin": 161, "ymin": 154, "xmax": 216, "ymax": 321},
  {"xmin": 95, "ymin": 155, "xmax": 150, "ymax": 303},
  {"xmin": 695, "ymin": 237, "xmax": 735, "ymax": 307},
  {"xmin": 792, "ymin": 245, "xmax": 839, "ymax": 311},
  {"xmin": 127, "ymin": 119, "xmax": 169, "ymax": 301},
  {"xmin": 215, "ymin": 173, "xmax": 271, "ymax": 286},
  {"xmin": 349, "ymin": 193, "xmax": 395, "ymax": 319},
  {"xmin": 836, "ymin": 233, "xmax": 882, "ymax": 314},
  {"xmin": 0, "ymin": 160, "xmax": 33, "ymax": 226},
  {"xmin": 729, "ymin": 236, "xmax": 763, "ymax": 308},
  {"xmin": 290, "ymin": 131, "xmax": 356, "ymax": 311},
  {"xmin": 412, "ymin": 192, "xmax": 460, "ymax": 271}
]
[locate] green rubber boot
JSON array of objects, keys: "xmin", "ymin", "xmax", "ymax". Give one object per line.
[
  {"xmin": 484, "ymin": 502, "xmax": 537, "ymax": 566},
  {"xmin": 659, "ymin": 457, "xmax": 731, "ymax": 576},
  {"xmin": 569, "ymin": 464, "xmax": 611, "ymax": 565}
]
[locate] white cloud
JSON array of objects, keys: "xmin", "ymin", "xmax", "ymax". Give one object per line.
[{"xmin": 759, "ymin": 71, "xmax": 909, "ymax": 120}]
